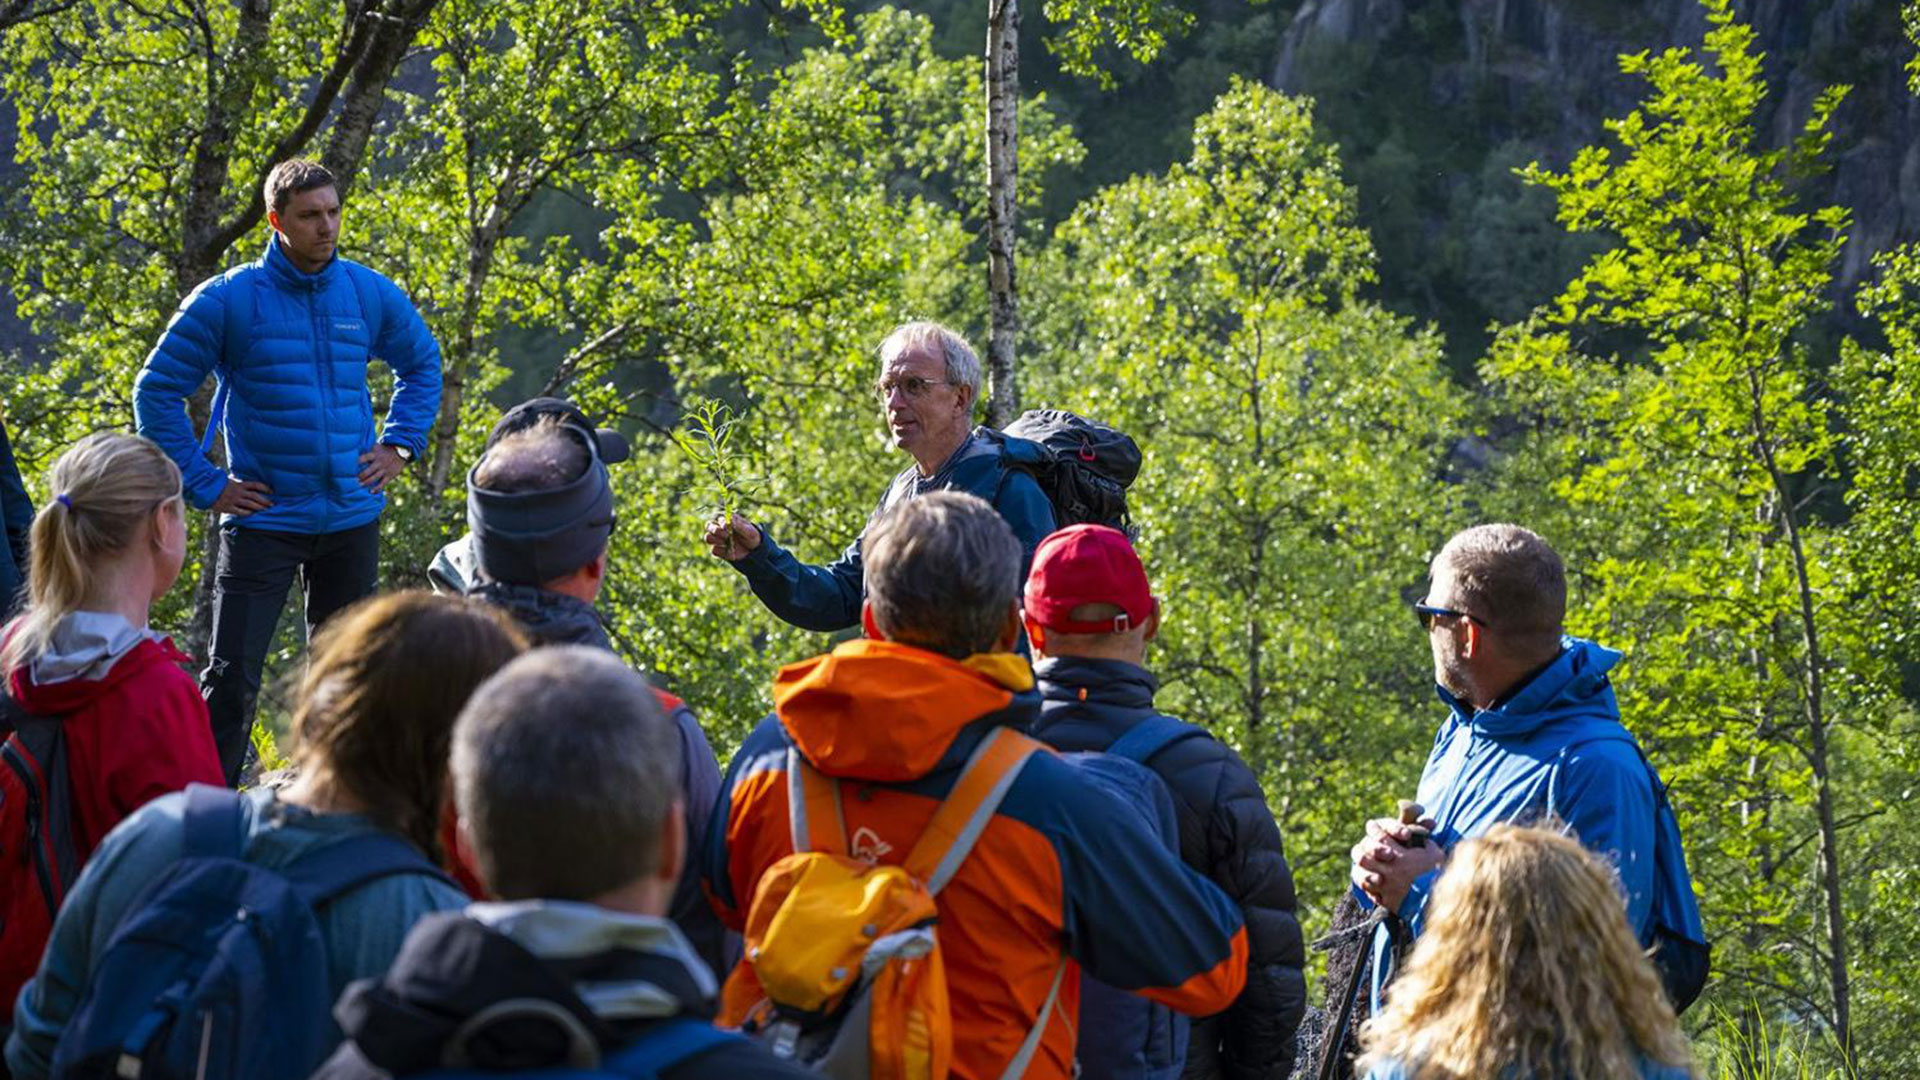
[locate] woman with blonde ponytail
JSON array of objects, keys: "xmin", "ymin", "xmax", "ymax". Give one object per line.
[
  {"xmin": 0, "ymin": 433, "xmax": 223, "ymax": 1012},
  {"xmin": 1357, "ymin": 823, "xmax": 1698, "ymax": 1080}
]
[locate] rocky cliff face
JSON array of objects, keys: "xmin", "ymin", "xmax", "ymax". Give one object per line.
[{"xmin": 1268, "ymin": 0, "xmax": 1917, "ymax": 342}]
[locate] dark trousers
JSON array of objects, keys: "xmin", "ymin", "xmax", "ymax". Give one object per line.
[{"xmin": 201, "ymin": 521, "xmax": 380, "ymax": 784}]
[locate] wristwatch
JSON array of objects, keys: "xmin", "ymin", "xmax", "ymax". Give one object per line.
[{"xmin": 385, "ymin": 442, "xmax": 415, "ymax": 463}]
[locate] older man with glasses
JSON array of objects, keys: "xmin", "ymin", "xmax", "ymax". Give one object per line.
[
  {"xmin": 703, "ymin": 320, "xmax": 1055, "ymax": 635},
  {"xmin": 1345, "ymin": 523, "xmax": 1706, "ymax": 1020}
]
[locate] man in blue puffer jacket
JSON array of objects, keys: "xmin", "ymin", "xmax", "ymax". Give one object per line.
[
  {"xmin": 134, "ymin": 159, "xmax": 442, "ymax": 783},
  {"xmin": 1349, "ymin": 524, "xmax": 1703, "ymax": 1017}
]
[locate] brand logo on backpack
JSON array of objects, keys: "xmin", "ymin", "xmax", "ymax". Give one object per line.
[{"xmin": 850, "ymin": 826, "xmax": 893, "ymax": 864}]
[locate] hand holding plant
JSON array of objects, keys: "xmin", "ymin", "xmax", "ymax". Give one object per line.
[{"xmin": 671, "ymin": 397, "xmax": 766, "ymax": 560}]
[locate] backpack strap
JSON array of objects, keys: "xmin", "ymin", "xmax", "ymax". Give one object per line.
[
  {"xmin": 602, "ymin": 1017, "xmax": 745, "ymax": 1079},
  {"xmin": 786, "ymin": 747, "xmax": 849, "ymax": 856},
  {"xmin": 278, "ymin": 829, "xmax": 456, "ymax": 909},
  {"xmin": 997, "ymin": 958, "xmax": 1069, "ymax": 1080},
  {"xmin": 181, "ymin": 782, "xmax": 248, "ymax": 860},
  {"xmin": 1106, "ymin": 714, "xmax": 1208, "ymax": 765},
  {"xmin": 199, "ymin": 273, "xmax": 254, "ymax": 457},
  {"xmin": 343, "ymin": 262, "xmax": 387, "ymax": 356},
  {"xmin": 905, "ymin": 726, "xmax": 1045, "ymax": 895}
]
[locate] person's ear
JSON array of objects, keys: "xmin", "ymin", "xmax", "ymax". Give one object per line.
[
  {"xmin": 656, "ymin": 800, "xmax": 685, "ymax": 885},
  {"xmin": 1142, "ymin": 597, "xmax": 1162, "ymax": 643},
  {"xmin": 1023, "ymin": 615, "xmax": 1048, "ymax": 656},
  {"xmin": 861, "ymin": 601, "xmax": 885, "ymax": 641},
  {"xmin": 586, "ymin": 549, "xmax": 609, "ymax": 584},
  {"xmin": 266, "ymin": 207, "xmax": 283, "ymax": 234},
  {"xmin": 955, "ymin": 380, "xmax": 976, "ymax": 417},
  {"xmin": 1461, "ymin": 617, "xmax": 1483, "ymax": 659},
  {"xmin": 994, "ymin": 601, "xmax": 1022, "ymax": 653},
  {"xmin": 148, "ymin": 501, "xmax": 171, "ymax": 549}
]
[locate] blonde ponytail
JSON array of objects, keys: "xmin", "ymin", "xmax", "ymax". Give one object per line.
[{"xmin": 1, "ymin": 433, "xmax": 183, "ymax": 675}]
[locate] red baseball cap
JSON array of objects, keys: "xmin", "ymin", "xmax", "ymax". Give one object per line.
[{"xmin": 1024, "ymin": 524, "xmax": 1153, "ymax": 634}]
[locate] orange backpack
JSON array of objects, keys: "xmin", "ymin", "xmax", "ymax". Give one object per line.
[{"xmin": 719, "ymin": 727, "xmax": 1065, "ymax": 1080}]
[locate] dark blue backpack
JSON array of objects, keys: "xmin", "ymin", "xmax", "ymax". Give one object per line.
[
  {"xmin": 49, "ymin": 784, "xmax": 453, "ymax": 1080},
  {"xmin": 1062, "ymin": 714, "xmax": 1211, "ymax": 1080},
  {"xmin": 1559, "ymin": 734, "xmax": 1711, "ymax": 1012},
  {"xmin": 418, "ymin": 1016, "xmax": 744, "ymax": 1080}
]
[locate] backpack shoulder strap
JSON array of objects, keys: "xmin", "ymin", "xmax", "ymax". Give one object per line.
[
  {"xmin": 1546, "ymin": 730, "xmax": 1663, "ymax": 815},
  {"xmin": 342, "ymin": 262, "xmax": 386, "ymax": 352},
  {"xmin": 785, "ymin": 746, "xmax": 848, "ymax": 857},
  {"xmin": 0, "ymin": 686, "xmax": 31, "ymax": 738},
  {"xmin": 278, "ymin": 829, "xmax": 456, "ymax": 909},
  {"xmin": 602, "ymin": 1017, "xmax": 744, "ymax": 1079},
  {"xmin": 1107, "ymin": 715, "xmax": 1209, "ymax": 765},
  {"xmin": 905, "ymin": 726, "xmax": 1046, "ymax": 895},
  {"xmin": 181, "ymin": 782, "xmax": 248, "ymax": 861},
  {"xmin": 199, "ymin": 272, "xmax": 254, "ymax": 457}
]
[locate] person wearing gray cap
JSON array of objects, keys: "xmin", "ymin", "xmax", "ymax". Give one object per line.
[{"xmin": 453, "ymin": 402, "xmax": 731, "ymax": 979}]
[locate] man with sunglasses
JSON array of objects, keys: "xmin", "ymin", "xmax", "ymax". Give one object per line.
[
  {"xmin": 1349, "ymin": 524, "xmax": 1686, "ymax": 1014},
  {"xmin": 704, "ymin": 320, "xmax": 1054, "ymax": 634}
]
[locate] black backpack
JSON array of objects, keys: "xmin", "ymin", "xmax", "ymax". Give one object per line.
[{"xmin": 986, "ymin": 410, "xmax": 1142, "ymax": 533}]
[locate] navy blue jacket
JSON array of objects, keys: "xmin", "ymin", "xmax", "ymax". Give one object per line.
[
  {"xmin": 1366, "ymin": 638, "xmax": 1660, "ymax": 1011},
  {"xmin": 0, "ymin": 416, "xmax": 31, "ymax": 618},
  {"xmin": 133, "ymin": 238, "xmax": 441, "ymax": 534},
  {"xmin": 1033, "ymin": 657, "xmax": 1305, "ymax": 1080},
  {"xmin": 729, "ymin": 430, "xmax": 1055, "ymax": 632}
]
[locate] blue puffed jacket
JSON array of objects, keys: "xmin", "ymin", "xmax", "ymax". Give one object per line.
[{"xmin": 134, "ymin": 237, "xmax": 442, "ymax": 535}]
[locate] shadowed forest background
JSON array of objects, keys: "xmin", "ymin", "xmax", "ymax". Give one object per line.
[{"xmin": 2, "ymin": 0, "xmax": 1918, "ymax": 1075}]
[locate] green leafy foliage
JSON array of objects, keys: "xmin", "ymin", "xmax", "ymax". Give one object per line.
[
  {"xmin": 1028, "ymin": 78, "xmax": 1463, "ymax": 931},
  {"xmin": 1480, "ymin": 1, "xmax": 1917, "ymax": 1070},
  {"xmin": 2, "ymin": 3, "xmax": 1918, "ymax": 1070}
]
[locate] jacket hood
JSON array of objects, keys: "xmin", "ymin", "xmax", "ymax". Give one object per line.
[
  {"xmin": 334, "ymin": 904, "xmax": 713, "ymax": 1076},
  {"xmin": 774, "ymin": 638, "xmax": 1037, "ymax": 782},
  {"xmin": 467, "ymin": 581, "xmax": 611, "ymax": 650},
  {"xmin": 6, "ymin": 613, "xmax": 186, "ymax": 713},
  {"xmin": 1439, "ymin": 636, "xmax": 1623, "ymax": 739}
]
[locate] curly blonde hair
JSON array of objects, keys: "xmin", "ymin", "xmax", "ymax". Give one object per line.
[{"xmin": 1356, "ymin": 824, "xmax": 1697, "ymax": 1080}]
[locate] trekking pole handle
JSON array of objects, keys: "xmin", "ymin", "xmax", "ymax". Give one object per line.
[{"xmin": 1397, "ymin": 799, "xmax": 1430, "ymax": 849}]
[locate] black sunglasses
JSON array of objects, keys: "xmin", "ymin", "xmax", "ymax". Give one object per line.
[{"xmin": 1413, "ymin": 602, "xmax": 1490, "ymax": 631}]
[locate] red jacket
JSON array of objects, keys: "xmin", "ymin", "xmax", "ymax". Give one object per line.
[
  {"xmin": 2, "ymin": 631, "xmax": 222, "ymax": 1003},
  {"xmin": 705, "ymin": 640, "xmax": 1248, "ymax": 1080},
  {"xmin": 7, "ymin": 633, "xmax": 220, "ymax": 850}
]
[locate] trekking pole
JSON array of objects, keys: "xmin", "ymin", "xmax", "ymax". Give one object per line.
[{"xmin": 1315, "ymin": 800, "xmax": 1429, "ymax": 1080}]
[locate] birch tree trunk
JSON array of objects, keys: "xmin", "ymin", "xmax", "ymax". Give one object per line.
[{"xmin": 983, "ymin": 0, "xmax": 1020, "ymax": 428}]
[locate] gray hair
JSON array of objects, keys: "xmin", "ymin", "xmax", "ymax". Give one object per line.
[
  {"xmin": 473, "ymin": 415, "xmax": 591, "ymax": 493},
  {"xmin": 451, "ymin": 647, "xmax": 682, "ymax": 901},
  {"xmin": 862, "ymin": 491, "xmax": 1021, "ymax": 659},
  {"xmin": 1434, "ymin": 524, "xmax": 1566, "ymax": 654},
  {"xmin": 880, "ymin": 320, "xmax": 982, "ymax": 402}
]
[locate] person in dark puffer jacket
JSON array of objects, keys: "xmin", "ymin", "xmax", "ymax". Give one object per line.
[
  {"xmin": 1025, "ymin": 525, "xmax": 1306, "ymax": 1080},
  {"xmin": 133, "ymin": 159, "xmax": 442, "ymax": 785}
]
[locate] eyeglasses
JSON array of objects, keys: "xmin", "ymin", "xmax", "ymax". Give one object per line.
[
  {"xmin": 872, "ymin": 375, "xmax": 954, "ymax": 401},
  {"xmin": 1413, "ymin": 602, "xmax": 1490, "ymax": 631}
]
